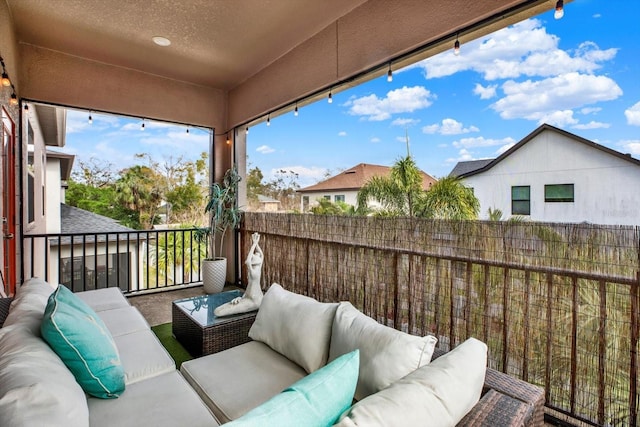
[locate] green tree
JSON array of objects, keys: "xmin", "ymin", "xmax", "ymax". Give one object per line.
[
  {"xmin": 418, "ymin": 176, "xmax": 480, "ymax": 220},
  {"xmin": 357, "ymin": 156, "xmax": 424, "ymax": 216},
  {"xmin": 66, "ymin": 180, "xmax": 140, "ymax": 228},
  {"xmin": 310, "ymin": 198, "xmax": 356, "ymax": 215},
  {"xmin": 246, "ymin": 166, "xmax": 265, "ymax": 208},
  {"xmin": 115, "ymin": 165, "xmax": 163, "ymax": 229}
]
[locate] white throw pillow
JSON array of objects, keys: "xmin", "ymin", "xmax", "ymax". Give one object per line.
[
  {"xmin": 335, "ymin": 338, "xmax": 488, "ymax": 427},
  {"xmin": 328, "ymin": 302, "xmax": 438, "ymax": 400},
  {"xmin": 249, "ymin": 283, "xmax": 338, "ymax": 374},
  {"xmin": 2, "ymin": 277, "xmax": 56, "ymax": 330},
  {"xmin": 0, "ymin": 325, "xmax": 90, "ymax": 427}
]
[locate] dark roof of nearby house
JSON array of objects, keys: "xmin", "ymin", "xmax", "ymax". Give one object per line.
[
  {"xmin": 298, "ymin": 163, "xmax": 437, "ymax": 193},
  {"xmin": 452, "ymin": 123, "xmax": 640, "ymax": 178},
  {"xmin": 449, "ymin": 159, "xmax": 494, "ymax": 177},
  {"xmin": 61, "ymin": 204, "xmax": 135, "ymax": 234}
]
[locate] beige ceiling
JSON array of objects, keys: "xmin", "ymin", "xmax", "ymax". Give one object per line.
[{"xmin": 7, "ymin": 0, "xmax": 368, "ymax": 90}]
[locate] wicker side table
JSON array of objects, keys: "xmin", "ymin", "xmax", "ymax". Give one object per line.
[{"xmin": 172, "ymin": 291, "xmax": 257, "ymax": 357}]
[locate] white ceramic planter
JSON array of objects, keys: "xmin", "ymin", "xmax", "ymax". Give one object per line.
[{"xmin": 202, "ymin": 258, "xmax": 227, "ymax": 294}]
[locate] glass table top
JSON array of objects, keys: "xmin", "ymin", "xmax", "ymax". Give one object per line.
[{"xmin": 173, "ymin": 290, "xmax": 255, "ymax": 327}]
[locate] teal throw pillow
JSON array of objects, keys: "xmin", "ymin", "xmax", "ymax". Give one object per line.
[
  {"xmin": 40, "ymin": 285, "xmax": 125, "ymax": 398},
  {"xmin": 226, "ymin": 349, "xmax": 360, "ymax": 427}
]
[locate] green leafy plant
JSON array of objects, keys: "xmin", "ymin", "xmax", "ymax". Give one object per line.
[{"xmin": 195, "ymin": 166, "xmax": 243, "ymax": 259}]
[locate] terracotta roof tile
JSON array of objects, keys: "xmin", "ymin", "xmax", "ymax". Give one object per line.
[{"xmin": 298, "ymin": 163, "xmax": 437, "ymax": 192}]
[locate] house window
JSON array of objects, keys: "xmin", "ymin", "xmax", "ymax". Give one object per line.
[
  {"xmin": 323, "ymin": 195, "xmax": 330, "ymax": 200},
  {"xmin": 61, "ymin": 253, "xmax": 129, "ymax": 292},
  {"xmin": 335, "ymin": 195, "xmax": 345, "ymax": 202},
  {"xmin": 545, "ymin": 184, "xmax": 574, "ymax": 202},
  {"xmin": 511, "ymin": 186, "xmax": 530, "ymax": 215}
]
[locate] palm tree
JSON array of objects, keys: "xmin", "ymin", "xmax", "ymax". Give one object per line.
[
  {"xmin": 417, "ymin": 176, "xmax": 480, "ymax": 220},
  {"xmin": 357, "ymin": 156, "xmax": 424, "ymax": 216}
]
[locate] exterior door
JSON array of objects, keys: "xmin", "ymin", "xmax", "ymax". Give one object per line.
[{"xmin": 2, "ymin": 106, "xmax": 16, "ymax": 296}]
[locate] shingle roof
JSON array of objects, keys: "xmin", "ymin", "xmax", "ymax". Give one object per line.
[
  {"xmin": 449, "ymin": 159, "xmax": 494, "ymax": 177},
  {"xmin": 61, "ymin": 204, "xmax": 135, "ymax": 234},
  {"xmin": 298, "ymin": 163, "xmax": 437, "ymax": 193}
]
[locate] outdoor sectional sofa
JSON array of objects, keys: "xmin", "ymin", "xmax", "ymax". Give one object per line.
[{"xmin": 0, "ymin": 279, "xmax": 544, "ymax": 426}]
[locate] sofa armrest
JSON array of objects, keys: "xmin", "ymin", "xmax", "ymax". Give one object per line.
[{"xmin": 432, "ymin": 349, "xmax": 545, "ymax": 427}]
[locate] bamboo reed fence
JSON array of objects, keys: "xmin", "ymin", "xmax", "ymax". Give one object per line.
[{"xmin": 241, "ymin": 213, "xmax": 639, "ymax": 427}]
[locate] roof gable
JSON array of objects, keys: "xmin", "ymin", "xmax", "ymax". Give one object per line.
[
  {"xmin": 60, "ymin": 204, "xmax": 135, "ymax": 234},
  {"xmin": 457, "ymin": 124, "xmax": 640, "ymax": 178},
  {"xmin": 298, "ymin": 163, "xmax": 437, "ymax": 193}
]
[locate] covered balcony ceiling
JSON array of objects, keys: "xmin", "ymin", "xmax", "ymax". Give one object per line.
[
  {"xmin": 4, "ymin": 0, "xmax": 558, "ymax": 129},
  {"xmin": 7, "ymin": 0, "xmax": 369, "ymax": 90}
]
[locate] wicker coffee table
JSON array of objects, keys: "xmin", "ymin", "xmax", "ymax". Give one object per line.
[{"xmin": 172, "ymin": 290, "xmax": 257, "ymax": 357}]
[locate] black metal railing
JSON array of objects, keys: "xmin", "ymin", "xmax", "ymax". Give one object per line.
[{"xmin": 23, "ymin": 228, "xmax": 206, "ymax": 294}]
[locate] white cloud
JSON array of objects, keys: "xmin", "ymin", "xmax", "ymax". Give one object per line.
[
  {"xmin": 491, "ymin": 73, "xmax": 622, "ymax": 123},
  {"xmin": 452, "ymin": 136, "xmax": 515, "ymax": 149},
  {"xmin": 415, "ymin": 19, "xmax": 617, "ymax": 81},
  {"xmin": 345, "ymin": 86, "xmax": 435, "ymax": 121},
  {"xmin": 256, "ymin": 145, "xmax": 275, "ymax": 154},
  {"xmin": 338, "ymin": 131, "xmax": 347, "ymax": 137},
  {"xmin": 391, "ymin": 118, "xmax": 420, "ymax": 127},
  {"xmin": 445, "ymin": 148, "xmax": 474, "ymax": 164},
  {"xmin": 396, "ymin": 136, "xmax": 410, "ymax": 143},
  {"xmin": 422, "ymin": 118, "xmax": 479, "ymax": 135},
  {"xmin": 580, "ymin": 107, "xmax": 602, "ymax": 115},
  {"xmin": 625, "ymin": 101, "xmax": 640, "ymax": 126},
  {"xmin": 572, "ymin": 121, "xmax": 610, "ymax": 130},
  {"xmin": 473, "ymin": 83, "xmax": 497, "ymax": 100},
  {"xmin": 620, "ymin": 140, "xmax": 640, "ymax": 155},
  {"xmin": 66, "ymin": 110, "xmax": 120, "ymax": 133},
  {"xmin": 370, "ymin": 137, "xmax": 381, "ymax": 143},
  {"xmin": 496, "ymin": 142, "xmax": 515, "ymax": 155}
]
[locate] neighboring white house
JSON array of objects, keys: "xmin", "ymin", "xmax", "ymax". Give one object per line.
[
  {"xmin": 450, "ymin": 124, "xmax": 640, "ymax": 226},
  {"xmin": 298, "ymin": 163, "xmax": 437, "ymax": 212}
]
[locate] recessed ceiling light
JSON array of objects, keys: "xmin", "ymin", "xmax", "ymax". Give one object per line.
[{"xmin": 152, "ymin": 36, "xmax": 171, "ymax": 47}]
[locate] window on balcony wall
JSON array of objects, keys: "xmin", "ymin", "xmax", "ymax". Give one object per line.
[
  {"xmin": 511, "ymin": 186, "xmax": 530, "ymax": 215},
  {"xmin": 61, "ymin": 253, "xmax": 129, "ymax": 292},
  {"xmin": 545, "ymin": 184, "xmax": 574, "ymax": 202},
  {"xmin": 335, "ymin": 195, "xmax": 345, "ymax": 202},
  {"xmin": 27, "ymin": 123, "xmax": 35, "ymax": 224}
]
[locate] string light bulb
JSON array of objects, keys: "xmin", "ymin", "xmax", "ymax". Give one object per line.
[
  {"xmin": 328, "ymin": 89, "xmax": 333, "ymax": 104},
  {"xmin": 186, "ymin": 127, "xmax": 190, "ymax": 134},
  {"xmin": 226, "ymin": 134, "xmax": 231, "ymax": 145},
  {"xmin": 454, "ymin": 34, "xmax": 460, "ymax": 56},
  {"xmin": 141, "ymin": 118, "xmax": 145, "ymax": 131},
  {"xmin": 267, "ymin": 114, "xmax": 271, "ymax": 126},
  {"xmin": 387, "ymin": 64, "xmax": 393, "ymax": 82},
  {"xmin": 554, "ymin": 0, "xmax": 564, "ymax": 19},
  {"xmin": 88, "ymin": 112, "xmax": 93, "ymax": 124},
  {"xmin": 294, "ymin": 103, "xmax": 299, "ymax": 116},
  {"xmin": 245, "ymin": 126, "xmax": 249, "ymax": 135},
  {"xmin": 1, "ymin": 72, "xmax": 10, "ymax": 87},
  {"xmin": 9, "ymin": 92, "xmax": 18, "ymax": 106},
  {"xmin": 24, "ymin": 103, "xmax": 29, "ymax": 112}
]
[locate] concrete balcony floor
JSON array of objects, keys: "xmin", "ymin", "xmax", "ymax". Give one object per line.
[{"xmin": 128, "ymin": 285, "xmax": 207, "ymax": 326}]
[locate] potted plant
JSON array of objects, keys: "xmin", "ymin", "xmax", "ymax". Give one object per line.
[{"xmin": 196, "ymin": 166, "xmax": 243, "ymax": 293}]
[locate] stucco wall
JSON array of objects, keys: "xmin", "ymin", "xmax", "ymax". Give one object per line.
[
  {"xmin": 463, "ymin": 131, "xmax": 640, "ymax": 225},
  {"xmin": 227, "ymin": 0, "xmax": 544, "ymax": 127}
]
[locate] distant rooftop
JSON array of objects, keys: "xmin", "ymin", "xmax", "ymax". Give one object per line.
[
  {"xmin": 449, "ymin": 159, "xmax": 494, "ymax": 177},
  {"xmin": 54, "ymin": 204, "xmax": 140, "ymax": 245},
  {"xmin": 298, "ymin": 163, "xmax": 437, "ymax": 193}
]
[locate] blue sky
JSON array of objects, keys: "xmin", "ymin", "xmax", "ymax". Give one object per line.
[{"xmin": 65, "ymin": 1, "xmax": 640, "ymax": 188}]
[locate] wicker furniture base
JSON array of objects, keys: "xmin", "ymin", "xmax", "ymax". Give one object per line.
[
  {"xmin": 0, "ymin": 297, "xmax": 13, "ymax": 328},
  {"xmin": 433, "ymin": 349, "xmax": 545, "ymax": 427},
  {"xmin": 172, "ymin": 300, "xmax": 256, "ymax": 357}
]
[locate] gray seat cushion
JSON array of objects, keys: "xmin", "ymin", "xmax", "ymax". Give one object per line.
[
  {"xmin": 98, "ymin": 306, "xmax": 150, "ymax": 337},
  {"xmin": 181, "ymin": 341, "xmax": 307, "ymax": 423},
  {"xmin": 115, "ymin": 330, "xmax": 176, "ymax": 384},
  {"xmin": 88, "ymin": 371, "xmax": 219, "ymax": 427},
  {"xmin": 76, "ymin": 287, "xmax": 130, "ymax": 312}
]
